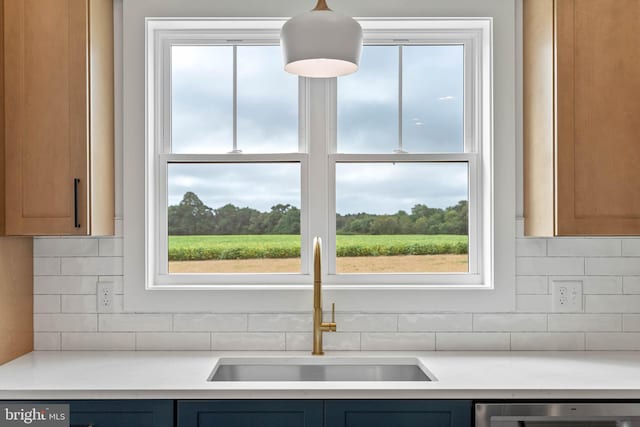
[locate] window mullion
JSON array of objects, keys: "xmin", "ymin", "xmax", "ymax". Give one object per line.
[
  {"xmin": 307, "ymin": 78, "xmax": 333, "ymax": 278},
  {"xmin": 394, "ymin": 45, "xmax": 407, "ymax": 154},
  {"xmin": 230, "ymin": 45, "xmax": 240, "ymax": 153}
]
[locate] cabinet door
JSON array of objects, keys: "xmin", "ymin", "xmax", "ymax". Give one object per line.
[
  {"xmin": 325, "ymin": 400, "xmax": 472, "ymax": 427},
  {"xmin": 4, "ymin": 0, "xmax": 89, "ymax": 235},
  {"xmin": 555, "ymin": 0, "xmax": 640, "ymax": 235},
  {"xmin": 177, "ymin": 400, "xmax": 323, "ymax": 427}
]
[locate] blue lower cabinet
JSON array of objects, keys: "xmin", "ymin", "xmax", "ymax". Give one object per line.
[
  {"xmin": 69, "ymin": 400, "xmax": 174, "ymax": 427},
  {"xmin": 325, "ymin": 400, "xmax": 473, "ymax": 427},
  {"xmin": 177, "ymin": 400, "xmax": 324, "ymax": 427}
]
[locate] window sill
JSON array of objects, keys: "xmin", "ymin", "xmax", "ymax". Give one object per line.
[{"xmin": 123, "ymin": 276, "xmax": 515, "ymax": 313}]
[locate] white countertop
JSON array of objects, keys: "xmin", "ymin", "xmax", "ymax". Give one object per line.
[{"xmin": 0, "ymin": 351, "xmax": 639, "ymax": 399}]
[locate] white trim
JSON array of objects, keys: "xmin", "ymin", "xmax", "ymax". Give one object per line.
[
  {"xmin": 149, "ymin": 18, "xmax": 490, "ymax": 287},
  {"xmin": 124, "ymin": 15, "xmax": 515, "ymax": 312}
]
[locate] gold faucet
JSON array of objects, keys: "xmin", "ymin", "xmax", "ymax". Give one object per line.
[{"xmin": 312, "ymin": 237, "xmax": 336, "ymax": 355}]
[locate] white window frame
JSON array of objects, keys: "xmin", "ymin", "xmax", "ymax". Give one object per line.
[
  {"xmin": 126, "ymin": 16, "xmax": 516, "ymax": 313},
  {"xmin": 146, "ymin": 18, "xmax": 492, "ymax": 290},
  {"xmin": 148, "ymin": 20, "xmax": 312, "ymax": 287}
]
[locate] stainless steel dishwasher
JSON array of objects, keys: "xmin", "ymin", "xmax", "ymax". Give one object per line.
[{"xmin": 476, "ymin": 403, "xmax": 640, "ymax": 427}]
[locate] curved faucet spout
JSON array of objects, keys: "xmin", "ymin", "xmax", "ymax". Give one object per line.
[{"xmin": 312, "ymin": 237, "xmax": 336, "ymax": 355}]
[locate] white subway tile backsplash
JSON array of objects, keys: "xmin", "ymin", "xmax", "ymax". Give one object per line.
[
  {"xmin": 98, "ymin": 238, "xmax": 123, "ymax": 257},
  {"xmin": 99, "ymin": 314, "xmax": 172, "ymax": 332},
  {"xmin": 35, "ymin": 238, "xmax": 99, "ymax": 257},
  {"xmin": 61, "ymin": 295, "xmax": 96, "ymax": 313},
  {"xmin": 174, "ymin": 314, "xmax": 247, "ymax": 332},
  {"xmin": 136, "ymin": 333, "xmax": 210, "ymax": 350},
  {"xmin": 623, "ymin": 277, "xmax": 640, "ymax": 294},
  {"xmin": 323, "ymin": 333, "xmax": 361, "ymax": 351},
  {"xmin": 517, "ymin": 257, "xmax": 584, "ymax": 276},
  {"xmin": 34, "ymin": 276, "xmax": 97, "ymax": 294},
  {"xmin": 33, "ymin": 295, "xmax": 61, "ymax": 313},
  {"xmin": 623, "ymin": 315, "xmax": 640, "ymax": 331},
  {"xmin": 586, "ymin": 333, "xmax": 640, "ymax": 350},
  {"xmin": 516, "ymin": 239, "xmax": 547, "ymax": 256},
  {"xmin": 361, "ymin": 333, "xmax": 434, "ymax": 350},
  {"xmin": 516, "ymin": 295, "xmax": 552, "ymax": 312},
  {"xmin": 473, "ymin": 314, "xmax": 547, "ymax": 331},
  {"xmin": 511, "ymin": 333, "xmax": 584, "ymax": 350},
  {"xmin": 435, "ymin": 333, "xmax": 510, "ymax": 350},
  {"xmin": 284, "ymin": 333, "xmax": 311, "ymax": 351},
  {"xmin": 622, "ymin": 239, "xmax": 640, "ymax": 256},
  {"xmin": 34, "ymin": 333, "xmax": 60, "ymax": 350},
  {"xmin": 516, "ymin": 276, "xmax": 548, "ymax": 294},
  {"xmin": 283, "ymin": 332, "xmax": 361, "ymax": 351},
  {"xmin": 548, "ymin": 314, "xmax": 621, "ymax": 332},
  {"xmin": 34, "ymin": 258, "xmax": 61, "ymax": 275},
  {"xmin": 582, "ymin": 277, "xmax": 623, "ymax": 294},
  {"xmin": 29, "ymin": 226, "xmax": 640, "ymax": 351},
  {"xmin": 547, "ymin": 238, "xmax": 621, "ymax": 257},
  {"xmin": 61, "ymin": 257, "xmax": 123, "ymax": 276},
  {"xmin": 34, "ymin": 314, "xmax": 97, "ymax": 332},
  {"xmin": 335, "ymin": 314, "xmax": 397, "ymax": 332},
  {"xmin": 585, "ymin": 295, "xmax": 640, "ymax": 313},
  {"xmin": 586, "ymin": 258, "xmax": 640, "ymax": 275},
  {"xmin": 62, "ymin": 333, "xmax": 135, "ymax": 350},
  {"xmin": 247, "ymin": 314, "xmax": 310, "ymax": 332},
  {"xmin": 398, "ymin": 314, "xmax": 471, "ymax": 332},
  {"xmin": 212, "ymin": 333, "xmax": 285, "ymax": 351}
]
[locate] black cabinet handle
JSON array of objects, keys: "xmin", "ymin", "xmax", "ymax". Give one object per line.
[{"xmin": 74, "ymin": 178, "xmax": 81, "ymax": 228}]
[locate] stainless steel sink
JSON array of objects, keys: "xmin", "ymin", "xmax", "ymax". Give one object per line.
[{"xmin": 208, "ymin": 357, "xmax": 434, "ymax": 382}]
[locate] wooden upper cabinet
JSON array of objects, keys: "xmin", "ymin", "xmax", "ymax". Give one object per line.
[
  {"xmin": 524, "ymin": 0, "xmax": 640, "ymax": 236},
  {"xmin": 3, "ymin": 0, "xmax": 114, "ymax": 236}
]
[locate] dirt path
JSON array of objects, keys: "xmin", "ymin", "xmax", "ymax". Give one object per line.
[{"xmin": 169, "ymin": 255, "xmax": 468, "ymax": 274}]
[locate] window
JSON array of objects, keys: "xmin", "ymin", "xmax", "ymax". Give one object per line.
[{"xmin": 145, "ymin": 19, "xmax": 492, "ymax": 289}]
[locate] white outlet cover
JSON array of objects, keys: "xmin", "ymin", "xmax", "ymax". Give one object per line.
[
  {"xmin": 97, "ymin": 282, "xmax": 115, "ymax": 313},
  {"xmin": 551, "ymin": 280, "xmax": 583, "ymax": 313}
]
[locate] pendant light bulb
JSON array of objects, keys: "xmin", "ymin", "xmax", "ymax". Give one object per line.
[{"xmin": 281, "ymin": 0, "xmax": 363, "ymax": 78}]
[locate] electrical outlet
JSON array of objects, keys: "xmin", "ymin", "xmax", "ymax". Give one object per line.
[
  {"xmin": 551, "ymin": 280, "xmax": 583, "ymax": 312},
  {"xmin": 97, "ymin": 282, "xmax": 115, "ymax": 313}
]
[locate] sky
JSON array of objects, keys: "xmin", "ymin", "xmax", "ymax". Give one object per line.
[{"xmin": 168, "ymin": 44, "xmax": 468, "ymax": 215}]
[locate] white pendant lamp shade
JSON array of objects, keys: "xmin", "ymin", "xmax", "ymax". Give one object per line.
[{"xmin": 281, "ymin": 1, "xmax": 363, "ymax": 78}]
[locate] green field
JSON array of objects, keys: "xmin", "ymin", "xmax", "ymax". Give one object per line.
[{"xmin": 168, "ymin": 235, "xmax": 468, "ymax": 261}]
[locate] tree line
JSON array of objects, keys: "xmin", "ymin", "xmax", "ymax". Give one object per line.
[{"xmin": 169, "ymin": 191, "xmax": 468, "ymax": 236}]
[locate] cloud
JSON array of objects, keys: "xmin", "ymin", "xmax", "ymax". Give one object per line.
[
  {"xmin": 172, "ymin": 45, "xmax": 298, "ymax": 153},
  {"xmin": 336, "ymin": 163, "xmax": 467, "ymax": 214},
  {"xmin": 168, "ymin": 44, "xmax": 467, "ymax": 214},
  {"xmin": 338, "ymin": 45, "xmax": 464, "ymax": 153},
  {"xmin": 168, "ymin": 163, "xmax": 301, "ymax": 211}
]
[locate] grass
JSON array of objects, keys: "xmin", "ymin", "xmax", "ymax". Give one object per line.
[{"xmin": 168, "ymin": 234, "xmax": 468, "ymax": 261}]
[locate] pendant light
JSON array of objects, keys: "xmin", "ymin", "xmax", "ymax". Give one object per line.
[{"xmin": 281, "ymin": 0, "xmax": 363, "ymax": 78}]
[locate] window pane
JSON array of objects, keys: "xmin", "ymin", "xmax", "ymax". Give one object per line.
[
  {"xmin": 403, "ymin": 45, "xmax": 464, "ymax": 153},
  {"xmin": 167, "ymin": 163, "xmax": 301, "ymax": 274},
  {"xmin": 335, "ymin": 163, "xmax": 468, "ymax": 273},
  {"xmin": 237, "ymin": 46, "xmax": 298, "ymax": 153},
  {"xmin": 337, "ymin": 46, "xmax": 398, "ymax": 153},
  {"xmin": 172, "ymin": 46, "xmax": 233, "ymax": 153}
]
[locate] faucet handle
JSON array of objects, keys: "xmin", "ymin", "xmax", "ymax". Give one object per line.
[{"xmin": 331, "ymin": 302, "xmax": 335, "ymax": 323}]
